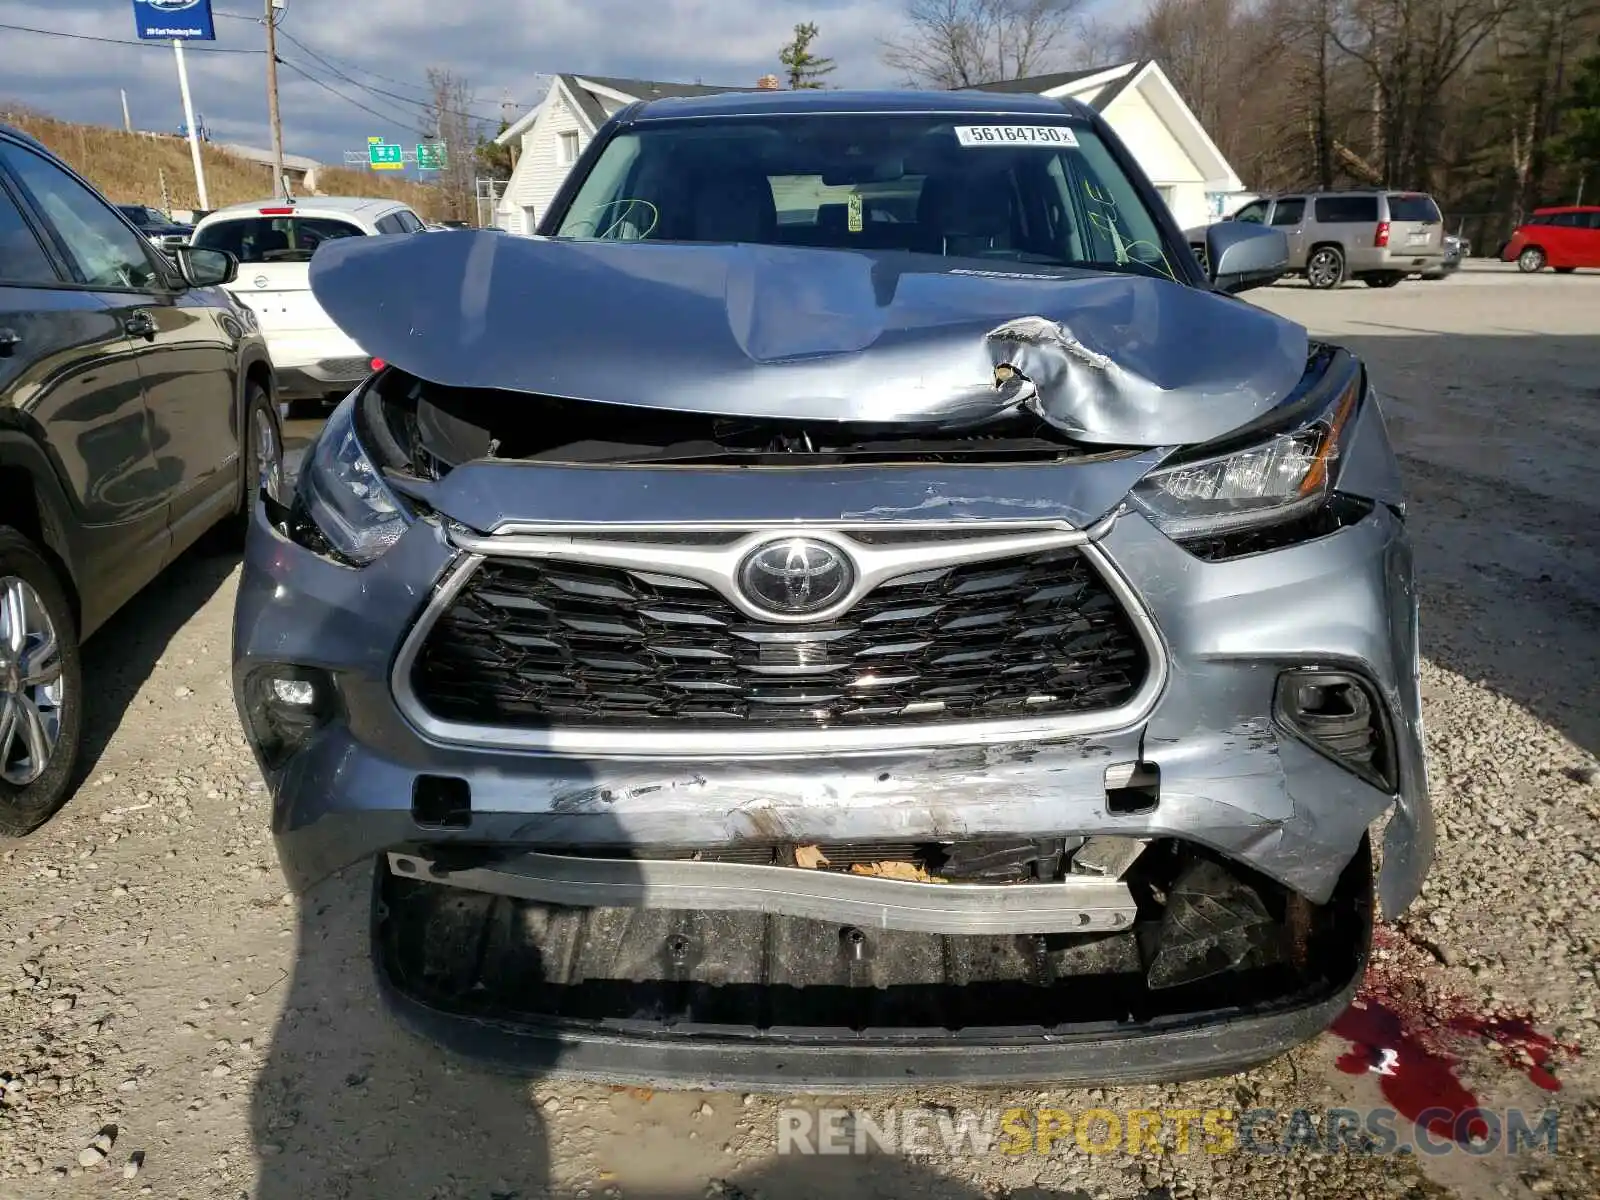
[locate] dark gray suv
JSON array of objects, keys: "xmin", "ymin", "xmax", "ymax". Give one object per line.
[
  {"xmin": 0, "ymin": 124, "xmax": 281, "ymax": 834},
  {"xmin": 233, "ymin": 90, "xmax": 1430, "ymax": 1088}
]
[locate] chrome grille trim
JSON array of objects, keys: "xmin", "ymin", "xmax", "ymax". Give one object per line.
[{"xmin": 391, "ymin": 516, "xmax": 1168, "ymax": 758}]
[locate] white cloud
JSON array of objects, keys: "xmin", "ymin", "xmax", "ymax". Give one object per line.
[{"xmin": 0, "ymin": 0, "xmax": 1131, "ymax": 162}]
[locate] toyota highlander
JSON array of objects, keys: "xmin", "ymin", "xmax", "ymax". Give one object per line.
[{"xmin": 232, "ymin": 89, "xmax": 1432, "ymax": 1088}]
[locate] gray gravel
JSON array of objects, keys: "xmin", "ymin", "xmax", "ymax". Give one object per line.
[{"xmin": 0, "ymin": 264, "xmax": 1596, "ymax": 1200}]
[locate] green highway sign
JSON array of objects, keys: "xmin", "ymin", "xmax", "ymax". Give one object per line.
[
  {"xmin": 417, "ymin": 142, "xmax": 448, "ymax": 171},
  {"xmin": 368, "ymin": 138, "xmax": 404, "ymax": 170}
]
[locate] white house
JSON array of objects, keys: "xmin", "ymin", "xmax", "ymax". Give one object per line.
[
  {"xmin": 493, "ymin": 75, "xmax": 747, "ymax": 234},
  {"xmin": 493, "ymin": 61, "xmax": 1243, "ymax": 235},
  {"xmin": 967, "ymin": 60, "xmax": 1244, "ymax": 231}
]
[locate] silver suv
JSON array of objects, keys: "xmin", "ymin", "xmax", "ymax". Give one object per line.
[
  {"xmin": 1222, "ymin": 191, "xmax": 1446, "ymax": 289},
  {"xmin": 232, "ymin": 92, "xmax": 1432, "ymax": 1088}
]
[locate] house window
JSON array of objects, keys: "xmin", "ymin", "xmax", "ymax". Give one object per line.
[{"xmin": 558, "ymin": 132, "xmax": 580, "ymax": 166}]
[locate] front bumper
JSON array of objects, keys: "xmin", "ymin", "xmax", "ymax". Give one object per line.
[
  {"xmin": 374, "ymin": 849, "xmax": 1373, "ymax": 1091},
  {"xmin": 234, "ymin": 471, "xmax": 1431, "ymax": 919},
  {"xmin": 233, "ymin": 435, "xmax": 1430, "ymax": 1081}
]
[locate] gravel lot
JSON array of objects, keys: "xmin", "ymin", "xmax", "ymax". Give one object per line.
[{"xmin": 1, "ymin": 264, "xmax": 1597, "ymax": 1200}]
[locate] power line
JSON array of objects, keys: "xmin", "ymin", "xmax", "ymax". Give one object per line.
[
  {"xmin": 0, "ymin": 21, "xmax": 264, "ymax": 53},
  {"xmin": 275, "ymin": 57, "xmax": 425, "ymax": 135},
  {"xmin": 274, "ymin": 27, "xmax": 512, "ymax": 126},
  {"xmin": 220, "ymin": 7, "xmax": 539, "ymax": 125}
]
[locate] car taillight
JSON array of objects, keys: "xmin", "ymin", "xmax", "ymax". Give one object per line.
[
  {"xmin": 1374, "ymin": 221, "xmax": 1391, "ymax": 248},
  {"xmin": 370, "ymin": 358, "xmax": 385, "ymax": 372}
]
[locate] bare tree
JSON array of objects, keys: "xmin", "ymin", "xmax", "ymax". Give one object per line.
[
  {"xmin": 1268, "ymin": 0, "xmax": 1342, "ymax": 189},
  {"xmin": 1124, "ymin": 0, "xmax": 1283, "ymax": 166},
  {"xmin": 881, "ymin": 0, "xmax": 1086, "ymax": 88},
  {"xmin": 1328, "ymin": 0, "xmax": 1513, "ymax": 186},
  {"xmin": 423, "ymin": 67, "xmax": 481, "ymax": 223},
  {"xmin": 1065, "ymin": 15, "xmax": 1130, "ymax": 68},
  {"xmin": 1095, "ymin": 0, "xmax": 1598, "ymax": 244}
]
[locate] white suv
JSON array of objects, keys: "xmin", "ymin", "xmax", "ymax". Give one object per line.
[{"xmin": 190, "ymin": 197, "xmax": 427, "ymax": 409}]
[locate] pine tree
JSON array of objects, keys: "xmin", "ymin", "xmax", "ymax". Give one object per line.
[{"xmin": 779, "ymin": 23, "xmax": 836, "ymax": 90}]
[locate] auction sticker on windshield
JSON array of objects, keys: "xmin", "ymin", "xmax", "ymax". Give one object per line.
[{"xmin": 955, "ymin": 125, "xmax": 1080, "ymax": 148}]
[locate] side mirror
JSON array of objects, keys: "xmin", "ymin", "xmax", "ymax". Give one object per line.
[
  {"xmin": 1203, "ymin": 222, "xmax": 1288, "ymax": 295},
  {"xmin": 173, "ymin": 245, "xmax": 238, "ymax": 288}
]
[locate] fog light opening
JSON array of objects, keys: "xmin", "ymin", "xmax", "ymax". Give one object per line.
[
  {"xmin": 244, "ymin": 666, "xmax": 338, "ymax": 771},
  {"xmin": 1275, "ymin": 668, "xmax": 1396, "ymax": 791}
]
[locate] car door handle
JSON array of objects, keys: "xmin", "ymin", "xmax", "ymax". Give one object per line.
[
  {"xmin": 124, "ymin": 311, "xmax": 157, "ymax": 340},
  {"xmin": 0, "ymin": 328, "xmax": 19, "ymax": 357}
]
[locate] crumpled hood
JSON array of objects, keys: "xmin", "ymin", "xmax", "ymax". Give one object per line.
[{"xmin": 309, "ymin": 230, "xmax": 1310, "ymax": 447}]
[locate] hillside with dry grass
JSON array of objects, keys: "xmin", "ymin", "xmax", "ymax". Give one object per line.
[{"xmin": 0, "ymin": 106, "xmax": 445, "ymax": 218}]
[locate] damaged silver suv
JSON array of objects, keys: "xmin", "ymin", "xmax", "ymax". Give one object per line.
[{"xmin": 232, "ymin": 89, "xmax": 1432, "ymax": 1088}]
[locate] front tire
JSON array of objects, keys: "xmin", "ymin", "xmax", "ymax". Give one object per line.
[
  {"xmin": 1518, "ymin": 247, "xmax": 1547, "ymax": 272},
  {"xmin": 1307, "ymin": 246, "xmax": 1345, "ymax": 290},
  {"xmin": 0, "ymin": 529, "xmax": 83, "ymax": 837},
  {"xmin": 215, "ymin": 380, "xmax": 281, "ymax": 550}
]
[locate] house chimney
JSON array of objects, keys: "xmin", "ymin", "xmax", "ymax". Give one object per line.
[{"xmin": 757, "ymin": 74, "xmax": 781, "ymax": 90}]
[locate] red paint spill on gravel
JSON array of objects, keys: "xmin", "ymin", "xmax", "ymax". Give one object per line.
[
  {"xmin": 1333, "ymin": 999, "xmax": 1488, "ymax": 1142},
  {"xmin": 1327, "ymin": 927, "xmax": 1578, "ymax": 1145}
]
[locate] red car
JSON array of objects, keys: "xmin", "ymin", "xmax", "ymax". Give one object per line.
[{"xmin": 1501, "ymin": 205, "xmax": 1600, "ymax": 272}]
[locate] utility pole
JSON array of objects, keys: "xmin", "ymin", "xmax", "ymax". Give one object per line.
[
  {"xmin": 265, "ymin": 0, "xmax": 286, "ymax": 199},
  {"xmin": 120, "ymin": 89, "xmax": 132, "ymax": 133},
  {"xmin": 173, "ymin": 40, "xmax": 210, "ymax": 210}
]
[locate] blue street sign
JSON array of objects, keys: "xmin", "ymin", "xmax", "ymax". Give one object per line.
[{"xmin": 131, "ymin": 0, "xmax": 217, "ymax": 42}]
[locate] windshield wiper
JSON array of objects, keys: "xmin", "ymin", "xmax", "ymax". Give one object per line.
[{"xmin": 1074, "ymin": 258, "xmax": 1177, "ymax": 281}]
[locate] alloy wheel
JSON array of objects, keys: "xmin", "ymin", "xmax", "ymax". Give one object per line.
[
  {"xmin": 1308, "ymin": 250, "xmax": 1342, "ymax": 289},
  {"xmin": 0, "ymin": 576, "xmax": 65, "ymax": 787},
  {"xmin": 253, "ymin": 402, "xmax": 283, "ymax": 504},
  {"xmin": 1518, "ymin": 248, "xmax": 1546, "ymax": 272}
]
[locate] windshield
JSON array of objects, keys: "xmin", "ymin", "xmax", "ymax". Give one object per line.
[
  {"xmin": 119, "ymin": 205, "xmax": 159, "ymax": 226},
  {"xmin": 553, "ymin": 113, "xmax": 1181, "ymax": 282},
  {"xmin": 192, "ymin": 215, "xmax": 365, "ymax": 263}
]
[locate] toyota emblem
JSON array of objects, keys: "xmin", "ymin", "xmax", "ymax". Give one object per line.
[{"xmin": 737, "ymin": 538, "xmax": 854, "ymax": 618}]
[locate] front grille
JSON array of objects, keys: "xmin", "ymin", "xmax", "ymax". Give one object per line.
[{"xmin": 409, "ymin": 548, "xmax": 1149, "ymax": 729}]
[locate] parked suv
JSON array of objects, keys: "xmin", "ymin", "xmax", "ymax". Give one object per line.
[
  {"xmin": 1220, "ymin": 190, "xmax": 1446, "ymax": 289},
  {"xmin": 191, "ymin": 197, "xmax": 427, "ymax": 410},
  {"xmin": 0, "ymin": 123, "xmax": 280, "ymax": 835},
  {"xmin": 234, "ymin": 90, "xmax": 1430, "ymax": 1088},
  {"xmin": 1500, "ymin": 206, "xmax": 1600, "ymax": 273},
  {"xmin": 117, "ymin": 203, "xmax": 193, "ymax": 251}
]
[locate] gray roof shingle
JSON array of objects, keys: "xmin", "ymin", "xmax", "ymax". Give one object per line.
[
  {"xmin": 561, "ymin": 75, "xmax": 751, "ymax": 128},
  {"xmin": 962, "ymin": 62, "xmax": 1144, "ymax": 111}
]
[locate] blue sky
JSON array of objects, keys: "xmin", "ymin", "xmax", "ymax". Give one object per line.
[{"xmin": 0, "ymin": 0, "xmax": 1132, "ymax": 167}]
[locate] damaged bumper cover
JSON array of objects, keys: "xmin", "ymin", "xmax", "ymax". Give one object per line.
[
  {"xmin": 233, "ymin": 233, "xmax": 1432, "ymax": 1081},
  {"xmin": 236, "ymin": 451, "xmax": 1430, "ymax": 918}
]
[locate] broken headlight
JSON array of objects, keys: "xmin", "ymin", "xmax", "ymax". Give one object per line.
[
  {"xmin": 295, "ymin": 388, "xmax": 410, "ymax": 565},
  {"xmin": 1131, "ymin": 366, "xmax": 1361, "ymax": 540}
]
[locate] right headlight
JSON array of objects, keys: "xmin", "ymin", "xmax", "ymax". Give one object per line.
[
  {"xmin": 1130, "ymin": 362, "xmax": 1361, "ymax": 540},
  {"xmin": 293, "ymin": 388, "xmax": 410, "ymax": 565}
]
